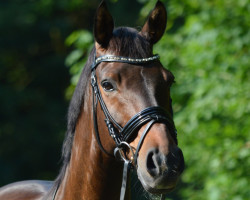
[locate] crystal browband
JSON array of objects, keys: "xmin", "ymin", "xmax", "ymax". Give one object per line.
[{"xmin": 92, "ymin": 54, "xmax": 160, "ymax": 70}]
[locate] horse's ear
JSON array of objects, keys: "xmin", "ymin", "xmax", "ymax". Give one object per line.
[
  {"xmin": 94, "ymin": 1, "xmax": 114, "ymax": 47},
  {"xmin": 140, "ymin": 1, "xmax": 167, "ymax": 44}
]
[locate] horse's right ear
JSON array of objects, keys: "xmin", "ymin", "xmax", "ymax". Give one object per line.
[
  {"xmin": 140, "ymin": 1, "xmax": 167, "ymax": 44},
  {"xmin": 94, "ymin": 1, "xmax": 114, "ymax": 47}
]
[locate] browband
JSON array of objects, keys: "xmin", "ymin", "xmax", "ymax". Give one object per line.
[{"xmin": 92, "ymin": 54, "xmax": 160, "ymax": 70}]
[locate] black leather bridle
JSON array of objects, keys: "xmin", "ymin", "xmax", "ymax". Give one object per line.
[
  {"xmin": 90, "ymin": 53, "xmax": 178, "ymax": 200},
  {"xmin": 51, "ymin": 54, "xmax": 177, "ymax": 200}
]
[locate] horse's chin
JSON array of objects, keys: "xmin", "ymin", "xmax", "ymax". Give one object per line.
[{"xmin": 137, "ymin": 170, "xmax": 178, "ymax": 194}]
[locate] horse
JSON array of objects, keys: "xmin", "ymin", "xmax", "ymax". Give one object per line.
[{"xmin": 0, "ymin": 1, "xmax": 184, "ymax": 200}]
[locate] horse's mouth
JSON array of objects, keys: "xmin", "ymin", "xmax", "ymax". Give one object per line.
[
  {"xmin": 142, "ymin": 183, "xmax": 175, "ymax": 194},
  {"xmin": 137, "ymin": 170, "xmax": 178, "ymax": 194}
]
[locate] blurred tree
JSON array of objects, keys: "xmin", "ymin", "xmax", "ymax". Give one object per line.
[{"xmin": 0, "ymin": 0, "xmax": 100, "ymax": 185}]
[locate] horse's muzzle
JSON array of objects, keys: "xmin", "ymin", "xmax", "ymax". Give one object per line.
[{"xmin": 137, "ymin": 146, "xmax": 185, "ymax": 194}]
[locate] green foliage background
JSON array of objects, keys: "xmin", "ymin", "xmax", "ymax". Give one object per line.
[{"xmin": 0, "ymin": 0, "xmax": 249, "ymax": 199}]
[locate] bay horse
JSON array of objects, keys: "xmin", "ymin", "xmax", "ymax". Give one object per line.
[{"xmin": 0, "ymin": 1, "xmax": 184, "ymax": 200}]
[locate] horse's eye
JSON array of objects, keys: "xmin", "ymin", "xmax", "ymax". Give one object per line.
[{"xmin": 101, "ymin": 81, "xmax": 115, "ymax": 92}]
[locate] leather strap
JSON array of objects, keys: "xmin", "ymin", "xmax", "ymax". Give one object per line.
[
  {"xmin": 121, "ymin": 107, "xmax": 176, "ymax": 143},
  {"xmin": 92, "ymin": 54, "xmax": 160, "ymax": 70},
  {"xmin": 92, "ymin": 85, "xmax": 114, "ymax": 157},
  {"xmin": 119, "ymin": 120, "xmax": 156, "ymax": 200},
  {"xmin": 52, "ymin": 184, "xmax": 59, "ymax": 200},
  {"xmin": 133, "ymin": 119, "xmax": 156, "ymax": 167},
  {"xmin": 120, "ymin": 160, "xmax": 131, "ymax": 200}
]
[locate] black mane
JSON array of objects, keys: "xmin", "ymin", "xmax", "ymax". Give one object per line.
[{"xmin": 44, "ymin": 27, "xmax": 153, "ymax": 198}]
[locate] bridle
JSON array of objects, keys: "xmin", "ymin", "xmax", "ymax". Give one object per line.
[
  {"xmin": 90, "ymin": 53, "xmax": 178, "ymax": 200},
  {"xmin": 52, "ymin": 53, "xmax": 177, "ymax": 200}
]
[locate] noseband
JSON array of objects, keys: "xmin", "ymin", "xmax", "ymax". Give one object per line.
[{"xmin": 90, "ymin": 53, "xmax": 178, "ymax": 200}]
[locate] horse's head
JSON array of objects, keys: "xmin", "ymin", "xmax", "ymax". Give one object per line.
[{"xmin": 92, "ymin": 1, "xmax": 184, "ymax": 195}]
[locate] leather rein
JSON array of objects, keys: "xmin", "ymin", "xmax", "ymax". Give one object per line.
[{"xmin": 52, "ymin": 53, "xmax": 177, "ymax": 200}]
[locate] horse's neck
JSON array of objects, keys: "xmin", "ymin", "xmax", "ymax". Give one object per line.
[{"xmin": 56, "ymin": 102, "xmax": 127, "ymax": 200}]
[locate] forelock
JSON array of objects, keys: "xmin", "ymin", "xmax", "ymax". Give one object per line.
[{"xmin": 107, "ymin": 27, "xmax": 152, "ymax": 58}]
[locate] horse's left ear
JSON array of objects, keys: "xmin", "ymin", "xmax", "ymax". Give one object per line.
[
  {"xmin": 94, "ymin": 1, "xmax": 114, "ymax": 47},
  {"xmin": 140, "ymin": 1, "xmax": 167, "ymax": 44}
]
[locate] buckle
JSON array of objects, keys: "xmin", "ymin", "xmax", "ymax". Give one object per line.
[{"xmin": 114, "ymin": 142, "xmax": 135, "ymax": 164}]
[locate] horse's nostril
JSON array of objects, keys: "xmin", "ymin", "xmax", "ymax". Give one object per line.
[
  {"xmin": 167, "ymin": 147, "xmax": 185, "ymax": 174},
  {"xmin": 146, "ymin": 149, "xmax": 161, "ymax": 177},
  {"xmin": 145, "ymin": 147, "xmax": 185, "ymax": 178}
]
